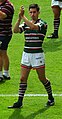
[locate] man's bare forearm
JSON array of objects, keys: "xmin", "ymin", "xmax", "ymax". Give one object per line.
[{"xmin": 22, "ymin": 15, "xmax": 38, "ymax": 30}]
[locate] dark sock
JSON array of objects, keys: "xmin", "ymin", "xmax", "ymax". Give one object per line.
[
  {"xmin": 43, "ymin": 80, "xmax": 54, "ymax": 100},
  {"xmin": 18, "ymin": 82, "xmax": 27, "ymax": 103},
  {"xmin": 54, "ymin": 18, "xmax": 60, "ymax": 36}
]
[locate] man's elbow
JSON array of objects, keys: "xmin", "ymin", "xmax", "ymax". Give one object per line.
[{"xmin": 13, "ymin": 29, "xmax": 19, "ymax": 33}]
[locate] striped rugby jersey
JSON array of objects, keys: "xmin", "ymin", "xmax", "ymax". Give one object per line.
[
  {"xmin": 0, "ymin": 0, "xmax": 14, "ymax": 36},
  {"xmin": 19, "ymin": 19, "xmax": 47, "ymax": 53}
]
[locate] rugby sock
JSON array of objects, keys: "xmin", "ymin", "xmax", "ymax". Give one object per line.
[
  {"xmin": 0, "ymin": 71, "xmax": 3, "ymax": 78},
  {"xmin": 54, "ymin": 18, "xmax": 60, "ymax": 36},
  {"xmin": 18, "ymin": 83, "xmax": 27, "ymax": 102},
  {"xmin": 43, "ymin": 80, "xmax": 53, "ymax": 100},
  {"xmin": 3, "ymin": 70, "xmax": 10, "ymax": 77}
]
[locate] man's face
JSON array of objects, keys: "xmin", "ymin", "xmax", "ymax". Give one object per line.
[{"xmin": 29, "ymin": 8, "xmax": 39, "ymax": 21}]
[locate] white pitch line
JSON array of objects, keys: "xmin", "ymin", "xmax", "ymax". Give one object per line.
[{"xmin": 0, "ymin": 94, "xmax": 62, "ymax": 97}]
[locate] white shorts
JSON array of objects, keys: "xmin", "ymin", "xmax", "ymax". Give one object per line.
[
  {"xmin": 21, "ymin": 51, "xmax": 45, "ymax": 68},
  {"xmin": 51, "ymin": 0, "xmax": 62, "ymax": 8}
]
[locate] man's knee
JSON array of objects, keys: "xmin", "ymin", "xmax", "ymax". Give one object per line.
[{"xmin": 20, "ymin": 76, "xmax": 27, "ymax": 82}]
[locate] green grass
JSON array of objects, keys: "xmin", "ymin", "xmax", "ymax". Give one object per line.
[{"xmin": 0, "ymin": 0, "xmax": 62, "ymax": 119}]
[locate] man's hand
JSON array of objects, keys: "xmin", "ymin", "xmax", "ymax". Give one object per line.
[
  {"xmin": 20, "ymin": 5, "xmax": 24, "ymax": 17},
  {"xmin": 18, "ymin": 6, "xmax": 24, "ymax": 21}
]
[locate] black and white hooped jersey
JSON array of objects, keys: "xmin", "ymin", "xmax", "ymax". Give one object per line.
[
  {"xmin": 19, "ymin": 19, "xmax": 47, "ymax": 53},
  {"xmin": 0, "ymin": 0, "xmax": 14, "ymax": 36}
]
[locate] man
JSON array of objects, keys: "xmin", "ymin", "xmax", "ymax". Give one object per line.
[
  {"xmin": 8, "ymin": 4, "xmax": 54, "ymax": 108},
  {"xmin": 47, "ymin": 0, "xmax": 62, "ymax": 39},
  {"xmin": 0, "ymin": 0, "xmax": 14, "ymax": 82}
]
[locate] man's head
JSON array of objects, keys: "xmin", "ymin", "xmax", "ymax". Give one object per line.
[
  {"xmin": 29, "ymin": 4, "xmax": 40, "ymax": 21},
  {"xmin": 29, "ymin": 4, "xmax": 40, "ymax": 12}
]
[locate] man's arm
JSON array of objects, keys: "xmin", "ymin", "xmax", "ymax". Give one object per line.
[
  {"xmin": 13, "ymin": 19, "xmax": 21, "ymax": 33},
  {"xmin": 13, "ymin": 11, "xmax": 22, "ymax": 33},
  {"xmin": 0, "ymin": 11, "xmax": 7, "ymax": 20},
  {"xmin": 22, "ymin": 16, "xmax": 39, "ymax": 30}
]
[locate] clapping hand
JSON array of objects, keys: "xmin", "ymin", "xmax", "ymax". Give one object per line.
[{"xmin": 19, "ymin": 5, "xmax": 24, "ymax": 19}]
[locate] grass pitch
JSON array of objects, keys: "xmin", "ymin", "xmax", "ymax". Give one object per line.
[{"xmin": 0, "ymin": 0, "xmax": 62, "ymax": 119}]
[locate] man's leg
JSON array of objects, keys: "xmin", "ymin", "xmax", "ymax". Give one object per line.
[
  {"xmin": 8, "ymin": 66, "xmax": 31, "ymax": 108},
  {"xmin": 2, "ymin": 50, "xmax": 10, "ymax": 79},
  {"xmin": 36, "ymin": 67, "xmax": 54, "ymax": 106},
  {"xmin": 47, "ymin": 6, "xmax": 61, "ymax": 39},
  {"xmin": 0, "ymin": 50, "xmax": 3, "ymax": 82}
]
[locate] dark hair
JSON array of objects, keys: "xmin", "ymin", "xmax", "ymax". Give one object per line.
[{"xmin": 29, "ymin": 4, "xmax": 40, "ymax": 12}]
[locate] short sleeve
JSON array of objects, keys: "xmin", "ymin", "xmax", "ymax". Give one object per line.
[
  {"xmin": 1, "ymin": 3, "xmax": 14, "ymax": 16},
  {"xmin": 36, "ymin": 20, "xmax": 47, "ymax": 35},
  {"xmin": 19, "ymin": 22, "xmax": 26, "ymax": 33}
]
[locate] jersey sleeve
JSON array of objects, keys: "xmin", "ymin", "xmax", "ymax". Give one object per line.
[
  {"xmin": 1, "ymin": 3, "xmax": 14, "ymax": 17},
  {"xmin": 37, "ymin": 20, "xmax": 47, "ymax": 35},
  {"xmin": 19, "ymin": 22, "xmax": 26, "ymax": 33}
]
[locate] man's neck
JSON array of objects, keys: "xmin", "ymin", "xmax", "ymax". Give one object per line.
[{"xmin": 32, "ymin": 19, "xmax": 38, "ymax": 23}]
